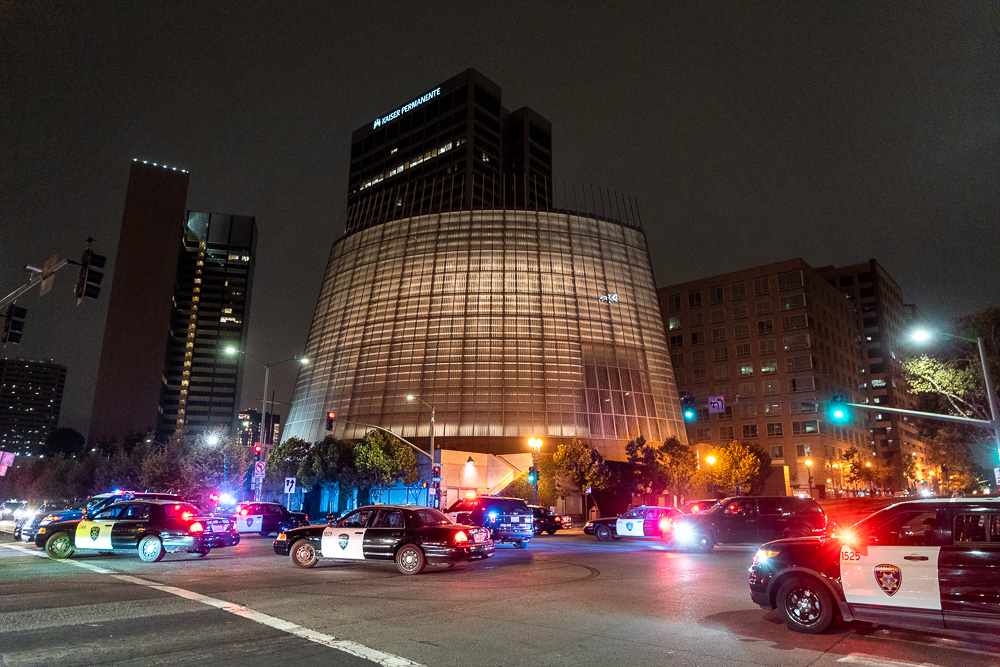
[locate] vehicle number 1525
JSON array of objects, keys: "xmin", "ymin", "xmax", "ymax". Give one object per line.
[{"xmin": 842, "ymin": 549, "xmax": 862, "ymax": 561}]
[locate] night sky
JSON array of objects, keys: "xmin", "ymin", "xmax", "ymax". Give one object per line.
[{"xmin": 2, "ymin": 3, "xmax": 997, "ymax": 437}]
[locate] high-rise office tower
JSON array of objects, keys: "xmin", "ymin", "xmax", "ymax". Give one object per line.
[
  {"xmin": 284, "ymin": 70, "xmax": 685, "ymax": 460},
  {"xmin": 817, "ymin": 260, "xmax": 929, "ymax": 488},
  {"xmin": 659, "ymin": 259, "xmax": 867, "ymax": 497},
  {"xmin": 156, "ymin": 212, "xmax": 256, "ymax": 442},
  {"xmin": 0, "ymin": 357, "xmax": 67, "ymax": 456},
  {"xmin": 89, "ymin": 160, "xmax": 255, "ymax": 445},
  {"xmin": 346, "ymin": 69, "xmax": 553, "ymax": 234}
]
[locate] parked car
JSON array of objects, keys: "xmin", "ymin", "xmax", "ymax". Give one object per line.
[
  {"xmin": 37, "ymin": 500, "xmax": 217, "ymax": 562},
  {"xmin": 528, "ymin": 505, "xmax": 566, "ymax": 535},
  {"xmin": 21, "ymin": 501, "xmax": 79, "ymax": 543},
  {"xmin": 233, "ymin": 502, "xmax": 308, "ymax": 537},
  {"xmin": 750, "ymin": 497, "xmax": 1000, "ymax": 635},
  {"xmin": 275, "ymin": 505, "xmax": 494, "ymax": 574},
  {"xmin": 584, "ymin": 506, "xmax": 683, "ymax": 541},
  {"xmin": 445, "ymin": 495, "xmax": 533, "ymax": 548},
  {"xmin": 674, "ymin": 496, "xmax": 827, "ymax": 553}
]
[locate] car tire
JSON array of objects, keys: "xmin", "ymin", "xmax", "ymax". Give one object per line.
[
  {"xmin": 776, "ymin": 575, "xmax": 835, "ymax": 634},
  {"xmin": 259, "ymin": 530, "xmax": 270, "ymax": 537},
  {"xmin": 190, "ymin": 548, "xmax": 211, "ymax": 558},
  {"xmin": 595, "ymin": 525, "xmax": 612, "ymax": 542},
  {"xmin": 514, "ymin": 540, "xmax": 527, "ymax": 549},
  {"xmin": 138, "ymin": 535, "xmax": 165, "ymax": 563},
  {"xmin": 290, "ymin": 540, "xmax": 318, "ymax": 568},
  {"xmin": 693, "ymin": 533, "xmax": 714, "ymax": 553},
  {"xmin": 44, "ymin": 531, "xmax": 75, "ymax": 559},
  {"xmin": 547, "ymin": 529, "xmax": 556, "ymax": 535},
  {"xmin": 396, "ymin": 544, "xmax": 426, "ymax": 575}
]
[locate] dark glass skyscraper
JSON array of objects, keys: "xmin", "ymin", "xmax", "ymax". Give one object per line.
[{"xmin": 0, "ymin": 357, "xmax": 66, "ymax": 456}]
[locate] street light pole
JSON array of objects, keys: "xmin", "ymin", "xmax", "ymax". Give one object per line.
[
  {"xmin": 406, "ymin": 394, "xmax": 435, "ymax": 463},
  {"xmin": 528, "ymin": 437, "xmax": 543, "ymax": 505},
  {"xmin": 805, "ymin": 459, "xmax": 814, "ymax": 498}
]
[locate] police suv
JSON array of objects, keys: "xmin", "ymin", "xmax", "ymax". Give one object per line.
[{"xmin": 748, "ymin": 498, "xmax": 1000, "ymax": 635}]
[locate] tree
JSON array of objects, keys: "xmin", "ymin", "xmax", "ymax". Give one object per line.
[
  {"xmin": 706, "ymin": 441, "xmax": 764, "ymax": 496},
  {"xmin": 353, "ymin": 430, "xmax": 418, "ymax": 504},
  {"xmin": 659, "ymin": 437, "xmax": 699, "ymax": 503},
  {"xmin": 41, "ymin": 428, "xmax": 87, "ymax": 459},
  {"xmin": 265, "ymin": 437, "xmax": 312, "ymax": 482},
  {"xmin": 553, "ymin": 438, "xmax": 609, "ymax": 513},
  {"xmin": 625, "ymin": 435, "xmax": 667, "ymax": 504}
]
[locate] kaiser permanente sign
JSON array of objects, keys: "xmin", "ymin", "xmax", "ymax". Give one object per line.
[{"xmin": 372, "ymin": 87, "xmax": 442, "ymax": 129}]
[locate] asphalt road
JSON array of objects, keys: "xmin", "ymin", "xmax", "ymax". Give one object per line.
[{"xmin": 2, "ymin": 528, "xmax": 999, "ymax": 667}]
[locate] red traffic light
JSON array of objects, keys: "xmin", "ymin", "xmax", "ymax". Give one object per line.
[
  {"xmin": 254, "ymin": 444, "xmax": 262, "ymax": 453},
  {"xmin": 327, "ymin": 411, "xmax": 335, "ymax": 419}
]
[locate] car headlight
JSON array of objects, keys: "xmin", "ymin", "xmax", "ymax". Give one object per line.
[
  {"xmin": 584, "ymin": 521, "xmax": 592, "ymax": 529},
  {"xmin": 753, "ymin": 548, "xmax": 780, "ymax": 566},
  {"xmin": 276, "ymin": 533, "xmax": 287, "ymax": 541},
  {"xmin": 673, "ymin": 522, "xmax": 696, "ymax": 543}
]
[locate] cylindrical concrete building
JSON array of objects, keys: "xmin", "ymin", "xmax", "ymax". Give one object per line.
[{"xmin": 282, "ymin": 207, "xmax": 686, "ymax": 459}]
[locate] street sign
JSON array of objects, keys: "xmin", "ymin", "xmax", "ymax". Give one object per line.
[
  {"xmin": 39, "ymin": 255, "xmax": 58, "ymax": 297},
  {"xmin": 994, "ymin": 467, "xmax": 1000, "ymax": 487},
  {"xmin": 284, "ymin": 477, "xmax": 296, "ymax": 494},
  {"xmin": 0, "ymin": 451, "xmax": 13, "ymax": 467},
  {"xmin": 708, "ymin": 396, "xmax": 726, "ymax": 414},
  {"xmin": 254, "ymin": 461, "xmax": 265, "ymax": 475}
]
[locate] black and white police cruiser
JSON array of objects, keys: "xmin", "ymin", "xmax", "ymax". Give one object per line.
[{"xmin": 749, "ymin": 498, "xmax": 1000, "ymax": 635}]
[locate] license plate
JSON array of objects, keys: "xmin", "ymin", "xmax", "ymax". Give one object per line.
[
  {"xmin": 510, "ymin": 517, "xmax": 519, "ymax": 523},
  {"xmin": 211, "ymin": 525, "xmax": 227, "ymax": 533}
]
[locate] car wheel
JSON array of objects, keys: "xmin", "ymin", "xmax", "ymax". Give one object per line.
[
  {"xmin": 776, "ymin": 575, "xmax": 835, "ymax": 634},
  {"xmin": 595, "ymin": 525, "xmax": 612, "ymax": 542},
  {"xmin": 547, "ymin": 529, "xmax": 556, "ymax": 535},
  {"xmin": 44, "ymin": 531, "xmax": 75, "ymax": 559},
  {"xmin": 693, "ymin": 533, "xmax": 714, "ymax": 553},
  {"xmin": 259, "ymin": 530, "xmax": 270, "ymax": 537},
  {"xmin": 783, "ymin": 528, "xmax": 807, "ymax": 539},
  {"xmin": 190, "ymin": 548, "xmax": 210, "ymax": 558},
  {"xmin": 396, "ymin": 544, "xmax": 426, "ymax": 575},
  {"xmin": 514, "ymin": 540, "xmax": 528, "ymax": 549},
  {"xmin": 290, "ymin": 540, "xmax": 318, "ymax": 568},
  {"xmin": 137, "ymin": 535, "xmax": 165, "ymax": 563}
]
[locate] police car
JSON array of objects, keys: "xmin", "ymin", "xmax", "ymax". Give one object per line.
[
  {"xmin": 274, "ymin": 505, "xmax": 494, "ymax": 575},
  {"xmin": 584, "ymin": 506, "xmax": 683, "ymax": 541},
  {"xmin": 36, "ymin": 500, "xmax": 216, "ymax": 562},
  {"xmin": 234, "ymin": 502, "xmax": 308, "ymax": 536},
  {"xmin": 748, "ymin": 498, "xmax": 1000, "ymax": 635}
]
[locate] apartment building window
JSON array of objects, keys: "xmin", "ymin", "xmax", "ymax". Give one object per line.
[
  {"xmin": 762, "ymin": 379, "xmax": 779, "ymax": 395},
  {"xmin": 782, "ymin": 293, "xmax": 806, "ymax": 310},
  {"xmin": 777, "ymin": 270, "xmax": 804, "ymax": 290},
  {"xmin": 695, "ymin": 427, "xmax": 712, "ymax": 441},
  {"xmin": 690, "ymin": 312, "xmax": 704, "ymax": 326},
  {"xmin": 731, "ymin": 282, "xmax": 747, "ymax": 300},
  {"xmin": 764, "ymin": 402, "xmax": 782, "ymax": 416},
  {"xmin": 718, "ymin": 406, "xmax": 733, "ymax": 420},
  {"xmin": 734, "ymin": 323, "xmax": 750, "ymax": 339},
  {"xmin": 755, "ymin": 299, "xmax": 772, "ymax": 315},
  {"xmin": 689, "ymin": 291, "xmax": 702, "ymax": 308},
  {"xmin": 668, "ymin": 316, "xmax": 681, "ymax": 330},
  {"xmin": 669, "ymin": 334, "xmax": 684, "ymax": 348},
  {"xmin": 789, "ymin": 376, "xmax": 815, "ymax": 393},
  {"xmin": 795, "ymin": 444, "xmax": 811, "ymax": 457},
  {"xmin": 674, "ymin": 370, "xmax": 686, "ymax": 384},
  {"xmin": 713, "ymin": 346, "xmax": 729, "ymax": 362},
  {"xmin": 743, "ymin": 424, "xmax": 759, "ymax": 439},
  {"xmin": 782, "ymin": 313, "xmax": 809, "ymax": 331},
  {"xmin": 784, "ymin": 333, "xmax": 810, "ymax": 351},
  {"xmin": 735, "ymin": 342, "xmax": 751, "ymax": 358},
  {"xmin": 758, "ymin": 320, "xmax": 774, "ymax": 335},
  {"xmin": 761, "ymin": 360, "xmax": 778, "ymax": 374},
  {"xmin": 691, "ymin": 350, "xmax": 706, "ymax": 364},
  {"xmin": 787, "ymin": 355, "xmax": 813, "ymax": 372},
  {"xmin": 793, "ymin": 421, "xmax": 819, "ymax": 436},
  {"xmin": 709, "ymin": 286, "xmax": 724, "ymax": 304},
  {"xmin": 714, "ymin": 366, "xmax": 730, "ymax": 381},
  {"xmin": 759, "ymin": 339, "xmax": 776, "ymax": 354},
  {"xmin": 667, "ymin": 294, "xmax": 681, "ymax": 312},
  {"xmin": 740, "ymin": 403, "xmax": 758, "ymax": 418},
  {"xmin": 691, "ymin": 331, "xmax": 705, "ymax": 346},
  {"xmin": 770, "ymin": 445, "xmax": 784, "ymax": 459},
  {"xmin": 712, "ymin": 327, "xmax": 727, "ymax": 343},
  {"xmin": 719, "ymin": 426, "xmax": 735, "ymax": 441},
  {"xmin": 792, "ymin": 402, "xmax": 818, "ymax": 415},
  {"xmin": 692, "ymin": 369, "xmax": 708, "ymax": 383},
  {"xmin": 671, "ymin": 352, "xmax": 684, "ymax": 367},
  {"xmin": 767, "ymin": 423, "xmax": 783, "ymax": 437},
  {"xmin": 732, "ymin": 303, "xmax": 748, "ymax": 319},
  {"xmin": 710, "ymin": 308, "xmax": 726, "ymax": 323},
  {"xmin": 753, "ymin": 276, "xmax": 770, "ymax": 296},
  {"xmin": 740, "ymin": 363, "xmax": 754, "ymax": 377},
  {"xmin": 738, "ymin": 381, "xmax": 755, "ymax": 397}
]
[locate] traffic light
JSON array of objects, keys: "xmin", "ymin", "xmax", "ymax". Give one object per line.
[
  {"xmin": 681, "ymin": 394, "xmax": 697, "ymax": 422},
  {"xmin": 326, "ymin": 411, "xmax": 336, "ymax": 430},
  {"xmin": 527, "ymin": 466, "xmax": 537, "ymax": 483},
  {"xmin": 1, "ymin": 302, "xmax": 27, "ymax": 345},
  {"xmin": 254, "ymin": 444, "xmax": 262, "ymax": 461},
  {"xmin": 827, "ymin": 393, "xmax": 851, "ymax": 423},
  {"xmin": 74, "ymin": 247, "xmax": 106, "ymax": 303},
  {"xmin": 432, "ymin": 465, "xmax": 441, "ymax": 480}
]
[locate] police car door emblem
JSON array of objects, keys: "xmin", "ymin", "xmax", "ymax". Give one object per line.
[
  {"xmin": 338, "ymin": 534, "xmax": 349, "ymax": 549},
  {"xmin": 874, "ymin": 564, "xmax": 901, "ymax": 596},
  {"xmin": 625, "ymin": 522, "xmax": 633, "ymax": 531},
  {"xmin": 245, "ymin": 517, "xmax": 253, "ymax": 527},
  {"xmin": 90, "ymin": 526, "xmax": 100, "ymax": 540}
]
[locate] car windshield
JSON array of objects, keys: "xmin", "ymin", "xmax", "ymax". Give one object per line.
[
  {"xmin": 481, "ymin": 499, "xmax": 529, "ymax": 514},
  {"xmin": 413, "ymin": 509, "xmax": 453, "ymax": 526}
]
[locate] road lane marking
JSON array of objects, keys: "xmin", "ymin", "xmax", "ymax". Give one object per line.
[
  {"xmin": 838, "ymin": 655, "xmax": 941, "ymax": 667},
  {"xmin": 0, "ymin": 542, "xmax": 422, "ymax": 667}
]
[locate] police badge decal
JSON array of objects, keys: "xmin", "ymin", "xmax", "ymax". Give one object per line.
[
  {"xmin": 338, "ymin": 534, "xmax": 349, "ymax": 549},
  {"xmin": 90, "ymin": 526, "xmax": 100, "ymax": 540},
  {"xmin": 625, "ymin": 522, "xmax": 633, "ymax": 531},
  {"xmin": 874, "ymin": 563, "xmax": 901, "ymax": 596}
]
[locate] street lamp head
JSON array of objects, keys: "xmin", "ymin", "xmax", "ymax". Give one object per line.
[
  {"xmin": 528, "ymin": 436, "xmax": 543, "ymax": 451},
  {"xmin": 865, "ymin": 461, "xmax": 872, "ymax": 468},
  {"xmin": 706, "ymin": 455, "xmax": 716, "ymax": 466},
  {"xmin": 911, "ymin": 329, "xmax": 933, "ymax": 343},
  {"xmin": 225, "ymin": 346, "xmax": 239, "ymax": 355},
  {"xmin": 407, "ymin": 395, "xmax": 415, "ymax": 401},
  {"xmin": 206, "ymin": 434, "xmax": 219, "ymax": 446},
  {"xmin": 299, "ymin": 357, "xmax": 309, "ymax": 365},
  {"xmin": 805, "ymin": 459, "xmax": 813, "ymax": 467}
]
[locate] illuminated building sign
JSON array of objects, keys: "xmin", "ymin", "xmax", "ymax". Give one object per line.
[
  {"xmin": 372, "ymin": 87, "xmax": 442, "ymax": 129},
  {"xmin": 598, "ymin": 293, "xmax": 619, "ymax": 303}
]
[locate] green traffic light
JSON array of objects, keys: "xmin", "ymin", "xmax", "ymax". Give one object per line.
[{"xmin": 683, "ymin": 408, "xmax": 697, "ymax": 422}]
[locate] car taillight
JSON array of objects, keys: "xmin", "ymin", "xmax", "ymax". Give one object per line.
[
  {"xmin": 304, "ymin": 515, "xmax": 309, "ymax": 522},
  {"xmin": 189, "ymin": 522, "xmax": 204, "ymax": 533},
  {"xmin": 276, "ymin": 533, "xmax": 287, "ymax": 541},
  {"xmin": 659, "ymin": 518, "xmax": 673, "ymax": 532},
  {"xmin": 240, "ymin": 509, "xmax": 248, "ymax": 516},
  {"xmin": 454, "ymin": 531, "xmax": 469, "ymax": 545},
  {"xmin": 182, "ymin": 511, "xmax": 193, "ymax": 520}
]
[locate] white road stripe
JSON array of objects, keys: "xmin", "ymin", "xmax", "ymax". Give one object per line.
[
  {"xmin": 0, "ymin": 542, "xmax": 422, "ymax": 667},
  {"xmin": 838, "ymin": 654, "xmax": 941, "ymax": 667}
]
